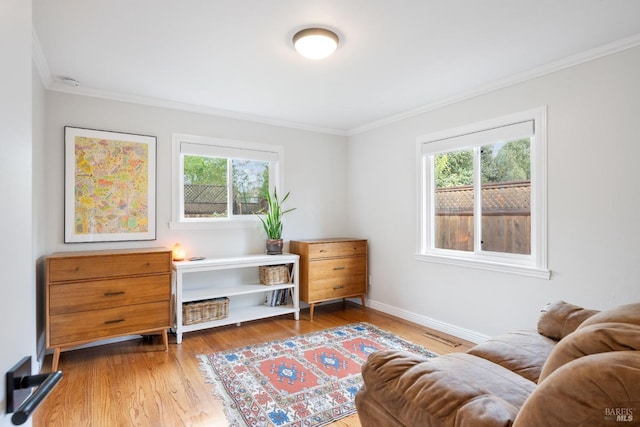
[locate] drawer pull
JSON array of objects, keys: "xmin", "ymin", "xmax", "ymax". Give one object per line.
[
  {"xmin": 333, "ymin": 266, "xmax": 345, "ymax": 270},
  {"xmin": 104, "ymin": 319, "xmax": 125, "ymax": 324},
  {"xmin": 104, "ymin": 291, "xmax": 125, "ymax": 296},
  {"xmin": 333, "ymin": 285, "xmax": 345, "ymax": 290},
  {"xmin": 320, "ymin": 249, "xmax": 327, "ymax": 253},
  {"xmin": 75, "ymin": 267, "xmax": 80, "ymax": 271}
]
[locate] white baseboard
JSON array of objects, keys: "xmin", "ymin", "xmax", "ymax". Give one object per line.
[{"xmin": 362, "ymin": 298, "xmax": 490, "ymax": 344}]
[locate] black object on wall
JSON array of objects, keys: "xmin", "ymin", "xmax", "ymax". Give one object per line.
[{"xmin": 6, "ymin": 356, "xmax": 62, "ymax": 425}]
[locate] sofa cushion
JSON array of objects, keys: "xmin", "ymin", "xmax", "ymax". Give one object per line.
[
  {"xmin": 514, "ymin": 351, "xmax": 640, "ymax": 427},
  {"xmin": 577, "ymin": 302, "xmax": 640, "ymax": 329},
  {"xmin": 359, "ymin": 350, "xmax": 536, "ymax": 427},
  {"xmin": 467, "ymin": 330, "xmax": 557, "ymax": 383},
  {"xmin": 539, "ymin": 322, "xmax": 640, "ymax": 382},
  {"xmin": 536, "ymin": 300, "xmax": 599, "ymax": 340}
]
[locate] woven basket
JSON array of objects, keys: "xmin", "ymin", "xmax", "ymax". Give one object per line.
[
  {"xmin": 182, "ymin": 297, "xmax": 229, "ymax": 325},
  {"xmin": 259, "ymin": 265, "xmax": 290, "ymax": 285}
]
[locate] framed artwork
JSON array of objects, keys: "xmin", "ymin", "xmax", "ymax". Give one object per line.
[{"xmin": 64, "ymin": 126, "xmax": 157, "ymax": 243}]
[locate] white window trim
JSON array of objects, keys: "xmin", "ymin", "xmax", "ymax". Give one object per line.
[
  {"xmin": 170, "ymin": 133, "xmax": 285, "ymax": 230},
  {"xmin": 415, "ymin": 107, "xmax": 550, "ymax": 279}
]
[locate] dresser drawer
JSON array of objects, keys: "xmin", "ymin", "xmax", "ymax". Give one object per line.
[
  {"xmin": 307, "ymin": 275, "xmax": 366, "ymax": 301},
  {"xmin": 48, "ymin": 252, "xmax": 170, "ymax": 283},
  {"xmin": 308, "ymin": 257, "xmax": 366, "ymax": 280},
  {"xmin": 307, "ymin": 240, "xmax": 367, "ymax": 259},
  {"xmin": 49, "ymin": 274, "xmax": 170, "ymax": 315},
  {"xmin": 49, "ymin": 301, "xmax": 170, "ymax": 346}
]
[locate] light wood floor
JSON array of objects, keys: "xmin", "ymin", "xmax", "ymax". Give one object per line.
[{"xmin": 34, "ymin": 302, "xmax": 473, "ymax": 427}]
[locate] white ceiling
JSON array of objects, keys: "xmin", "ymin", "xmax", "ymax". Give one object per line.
[{"xmin": 33, "ymin": 0, "xmax": 640, "ymax": 135}]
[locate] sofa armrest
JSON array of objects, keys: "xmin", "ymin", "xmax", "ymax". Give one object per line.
[
  {"xmin": 537, "ymin": 301, "xmax": 599, "ymax": 340},
  {"xmin": 514, "ymin": 351, "xmax": 640, "ymax": 427}
]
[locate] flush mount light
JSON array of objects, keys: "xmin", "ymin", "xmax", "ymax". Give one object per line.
[{"xmin": 293, "ymin": 28, "xmax": 339, "ymax": 60}]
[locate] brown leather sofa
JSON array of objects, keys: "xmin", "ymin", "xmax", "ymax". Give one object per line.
[{"xmin": 355, "ymin": 301, "xmax": 640, "ymax": 426}]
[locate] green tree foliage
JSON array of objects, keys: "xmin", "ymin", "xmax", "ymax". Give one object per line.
[
  {"xmin": 436, "ymin": 138, "xmax": 530, "ymax": 188},
  {"xmin": 232, "ymin": 160, "xmax": 268, "ymax": 207},
  {"xmin": 435, "ymin": 150, "xmax": 473, "ymax": 188},
  {"xmin": 183, "ymin": 155, "xmax": 226, "ymax": 185},
  {"xmin": 488, "ymin": 139, "xmax": 530, "ymax": 182}
]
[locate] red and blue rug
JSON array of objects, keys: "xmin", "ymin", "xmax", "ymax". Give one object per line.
[{"xmin": 198, "ymin": 322, "xmax": 436, "ymax": 426}]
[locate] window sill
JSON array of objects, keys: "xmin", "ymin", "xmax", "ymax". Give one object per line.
[
  {"xmin": 168, "ymin": 219, "xmax": 262, "ymax": 231},
  {"xmin": 415, "ymin": 253, "xmax": 551, "ymax": 279}
]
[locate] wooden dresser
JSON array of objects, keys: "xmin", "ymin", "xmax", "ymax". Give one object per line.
[
  {"xmin": 46, "ymin": 247, "xmax": 171, "ymax": 370},
  {"xmin": 290, "ymin": 238, "xmax": 367, "ymax": 320}
]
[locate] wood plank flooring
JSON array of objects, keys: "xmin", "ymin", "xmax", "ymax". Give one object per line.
[{"xmin": 34, "ymin": 302, "xmax": 473, "ymax": 426}]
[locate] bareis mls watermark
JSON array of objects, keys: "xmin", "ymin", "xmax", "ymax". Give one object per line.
[{"xmin": 604, "ymin": 407, "xmax": 634, "ymax": 422}]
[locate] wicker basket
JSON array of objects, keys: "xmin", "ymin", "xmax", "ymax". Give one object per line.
[
  {"xmin": 259, "ymin": 265, "xmax": 290, "ymax": 285},
  {"xmin": 182, "ymin": 297, "xmax": 229, "ymax": 325}
]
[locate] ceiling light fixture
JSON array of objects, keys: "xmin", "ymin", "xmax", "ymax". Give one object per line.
[{"xmin": 293, "ymin": 28, "xmax": 339, "ymax": 60}]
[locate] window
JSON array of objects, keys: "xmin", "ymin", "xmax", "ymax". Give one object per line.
[
  {"xmin": 171, "ymin": 134, "xmax": 284, "ymax": 229},
  {"xmin": 417, "ymin": 107, "xmax": 549, "ymax": 278}
]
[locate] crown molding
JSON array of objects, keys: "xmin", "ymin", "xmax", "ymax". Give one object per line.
[
  {"xmin": 32, "ymin": 28, "xmax": 53, "ymax": 87},
  {"xmin": 32, "ymin": 28, "xmax": 640, "ymax": 138},
  {"xmin": 46, "ymin": 83, "xmax": 349, "ymax": 136},
  {"xmin": 347, "ymin": 33, "xmax": 640, "ymax": 136}
]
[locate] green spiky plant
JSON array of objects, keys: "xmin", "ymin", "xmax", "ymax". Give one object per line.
[{"xmin": 258, "ymin": 188, "xmax": 296, "ymax": 239}]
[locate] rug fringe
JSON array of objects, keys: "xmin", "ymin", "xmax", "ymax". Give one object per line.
[{"xmin": 197, "ymin": 354, "xmax": 245, "ymax": 427}]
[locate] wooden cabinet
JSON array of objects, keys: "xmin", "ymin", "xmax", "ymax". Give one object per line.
[
  {"xmin": 46, "ymin": 248, "xmax": 172, "ymax": 370},
  {"xmin": 172, "ymin": 254, "xmax": 299, "ymax": 344},
  {"xmin": 290, "ymin": 238, "xmax": 367, "ymax": 320}
]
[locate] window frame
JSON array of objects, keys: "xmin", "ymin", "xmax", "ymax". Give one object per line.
[
  {"xmin": 170, "ymin": 133, "xmax": 284, "ymax": 230},
  {"xmin": 416, "ymin": 107, "xmax": 550, "ymax": 279}
]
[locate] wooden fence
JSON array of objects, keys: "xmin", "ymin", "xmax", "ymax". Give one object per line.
[
  {"xmin": 183, "ymin": 184, "xmax": 266, "ymax": 217},
  {"xmin": 435, "ymin": 181, "xmax": 531, "ymax": 254}
]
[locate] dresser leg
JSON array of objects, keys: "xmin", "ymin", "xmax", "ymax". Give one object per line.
[
  {"xmin": 309, "ymin": 303, "xmax": 315, "ymax": 321},
  {"xmin": 52, "ymin": 348, "xmax": 61, "ymax": 371},
  {"xmin": 360, "ymin": 295, "xmax": 366, "ymax": 309},
  {"xmin": 161, "ymin": 329, "xmax": 169, "ymax": 351}
]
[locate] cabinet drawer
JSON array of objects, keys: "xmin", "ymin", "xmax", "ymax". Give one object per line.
[
  {"xmin": 48, "ymin": 252, "xmax": 170, "ymax": 282},
  {"xmin": 307, "ymin": 241, "xmax": 367, "ymax": 259},
  {"xmin": 308, "ymin": 257, "xmax": 366, "ymax": 280},
  {"xmin": 49, "ymin": 301, "xmax": 170, "ymax": 346},
  {"xmin": 49, "ymin": 274, "xmax": 170, "ymax": 315},
  {"xmin": 307, "ymin": 276, "xmax": 366, "ymax": 301}
]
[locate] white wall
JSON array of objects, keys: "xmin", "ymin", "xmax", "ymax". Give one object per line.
[
  {"xmin": 33, "ymin": 62, "xmax": 47, "ymax": 366},
  {"xmin": 43, "ymin": 92, "xmax": 349, "ymax": 256},
  {"xmin": 348, "ymin": 46, "xmax": 640, "ymax": 340},
  {"xmin": 0, "ymin": 0, "xmax": 36, "ymax": 425}
]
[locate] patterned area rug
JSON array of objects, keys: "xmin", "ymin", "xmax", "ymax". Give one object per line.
[{"xmin": 198, "ymin": 322, "xmax": 436, "ymax": 426}]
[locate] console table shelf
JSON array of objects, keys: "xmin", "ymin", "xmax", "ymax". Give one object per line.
[{"xmin": 172, "ymin": 254, "xmax": 299, "ymax": 343}]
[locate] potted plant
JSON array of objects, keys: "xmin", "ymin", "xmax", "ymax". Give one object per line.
[{"xmin": 258, "ymin": 188, "xmax": 295, "ymax": 255}]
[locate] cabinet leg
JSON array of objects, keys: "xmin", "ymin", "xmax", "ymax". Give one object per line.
[
  {"xmin": 52, "ymin": 347, "xmax": 61, "ymax": 371},
  {"xmin": 161, "ymin": 329, "xmax": 168, "ymax": 351},
  {"xmin": 361, "ymin": 295, "xmax": 366, "ymax": 310},
  {"xmin": 309, "ymin": 303, "xmax": 315, "ymax": 321}
]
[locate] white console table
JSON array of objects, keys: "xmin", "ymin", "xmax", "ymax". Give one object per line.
[{"xmin": 171, "ymin": 253, "xmax": 299, "ymax": 344}]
